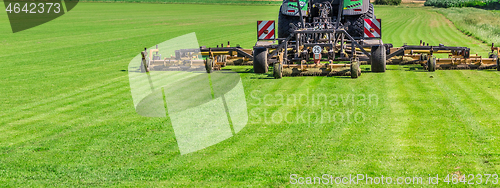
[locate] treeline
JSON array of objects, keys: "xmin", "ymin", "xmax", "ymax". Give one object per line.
[
  {"xmin": 425, "ymin": 0, "xmax": 500, "ymax": 8},
  {"xmin": 374, "ymin": 0, "xmax": 402, "ymax": 5}
]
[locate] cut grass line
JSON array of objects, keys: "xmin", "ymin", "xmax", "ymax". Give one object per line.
[
  {"xmin": 377, "ymin": 6, "xmax": 490, "ymax": 56},
  {"xmin": 389, "ymin": 67, "xmax": 438, "ymax": 173},
  {"xmin": 0, "ymin": 83, "xmax": 132, "ymax": 145},
  {"xmin": 0, "ymin": 75, "xmax": 127, "ymax": 120},
  {"xmin": 431, "ymin": 71, "xmax": 491, "ymax": 172}
]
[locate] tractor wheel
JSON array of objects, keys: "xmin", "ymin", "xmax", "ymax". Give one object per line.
[
  {"xmin": 497, "ymin": 58, "xmax": 500, "ymax": 71},
  {"xmin": 253, "ymin": 47, "xmax": 268, "ymax": 73},
  {"xmin": 351, "ymin": 60, "xmax": 360, "ymax": 79},
  {"xmin": 205, "ymin": 58, "xmax": 213, "ymax": 73},
  {"xmin": 427, "ymin": 57, "xmax": 436, "ymax": 72},
  {"xmin": 273, "ymin": 63, "xmax": 282, "ymax": 79},
  {"xmin": 278, "ymin": 8, "xmax": 301, "ymax": 39},
  {"xmin": 371, "ymin": 45, "xmax": 386, "ymax": 72},
  {"xmin": 345, "ymin": 3, "xmax": 374, "ymax": 38}
]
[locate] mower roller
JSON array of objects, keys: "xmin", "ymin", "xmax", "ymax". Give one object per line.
[
  {"xmin": 386, "ymin": 41, "xmax": 500, "ymax": 71},
  {"xmin": 140, "ymin": 43, "xmax": 253, "ymax": 72},
  {"xmin": 140, "ymin": 45, "xmax": 206, "ymax": 72}
]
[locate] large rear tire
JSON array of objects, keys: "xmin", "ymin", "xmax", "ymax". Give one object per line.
[
  {"xmin": 278, "ymin": 8, "xmax": 301, "ymax": 39},
  {"xmin": 253, "ymin": 47, "xmax": 268, "ymax": 73},
  {"xmin": 371, "ymin": 45, "xmax": 386, "ymax": 72},
  {"xmin": 345, "ymin": 3, "xmax": 374, "ymax": 38}
]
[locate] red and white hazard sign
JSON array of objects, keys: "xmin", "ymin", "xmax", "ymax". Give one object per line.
[
  {"xmin": 257, "ymin": 20, "xmax": 275, "ymax": 40},
  {"xmin": 364, "ymin": 19, "xmax": 381, "ymax": 38}
]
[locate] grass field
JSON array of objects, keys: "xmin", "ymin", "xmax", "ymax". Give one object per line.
[
  {"xmin": 379, "ymin": 5, "xmax": 490, "ymax": 56},
  {"xmin": 1, "ymin": 3, "xmax": 500, "ymax": 186},
  {"xmin": 437, "ymin": 7, "xmax": 500, "ymax": 48}
]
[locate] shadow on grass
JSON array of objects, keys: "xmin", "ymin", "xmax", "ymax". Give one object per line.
[
  {"xmin": 404, "ymin": 67, "xmax": 427, "ymax": 72},
  {"xmin": 395, "ymin": 64, "xmax": 428, "ymax": 72},
  {"xmin": 231, "ymin": 69, "xmax": 253, "ymax": 74},
  {"xmin": 248, "ymin": 74, "xmax": 275, "ymax": 79},
  {"xmin": 361, "ymin": 67, "xmax": 371, "ymax": 73},
  {"xmin": 334, "ymin": 76, "xmax": 356, "ymax": 79}
]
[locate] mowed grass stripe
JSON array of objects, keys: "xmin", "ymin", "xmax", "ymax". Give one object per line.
[
  {"xmin": 377, "ymin": 6, "xmax": 489, "ymax": 56},
  {"xmin": 1, "ymin": 74, "xmax": 126, "ymax": 119},
  {"xmin": 411, "ymin": 69, "xmax": 469, "ymax": 172},
  {"xmin": 151, "ymin": 75, "xmax": 327, "ymax": 186},
  {"xmin": 462, "ymin": 71, "xmax": 500, "ymax": 110},
  {"xmin": 0, "ymin": 73, "xmax": 128, "ymax": 122},
  {"xmin": 445, "ymin": 71, "xmax": 498, "ymax": 143},
  {"xmin": 0, "ymin": 3, "xmax": 278, "ymax": 112},
  {"xmin": 431, "ymin": 70, "xmax": 495, "ymax": 173},
  {"xmin": 453, "ymin": 71, "xmax": 500, "ymax": 169},
  {"xmin": 386, "ymin": 66, "xmax": 439, "ymax": 174},
  {"xmin": 336, "ymin": 71, "xmax": 392, "ymax": 175},
  {"xmin": 0, "ymin": 81, "xmax": 132, "ymax": 145},
  {"xmin": 417, "ymin": 70, "xmax": 484, "ymax": 173}
]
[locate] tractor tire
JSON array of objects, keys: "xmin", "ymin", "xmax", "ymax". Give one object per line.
[
  {"xmin": 278, "ymin": 8, "xmax": 301, "ymax": 39},
  {"xmin": 253, "ymin": 47, "xmax": 268, "ymax": 73},
  {"xmin": 205, "ymin": 58, "xmax": 213, "ymax": 73},
  {"xmin": 351, "ymin": 60, "xmax": 360, "ymax": 79},
  {"xmin": 273, "ymin": 63, "xmax": 282, "ymax": 79},
  {"xmin": 497, "ymin": 58, "xmax": 500, "ymax": 71},
  {"xmin": 371, "ymin": 45, "xmax": 386, "ymax": 72},
  {"xmin": 345, "ymin": 3, "xmax": 374, "ymax": 38},
  {"xmin": 427, "ymin": 57, "xmax": 436, "ymax": 72}
]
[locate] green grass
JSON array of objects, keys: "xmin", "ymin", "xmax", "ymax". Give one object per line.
[
  {"xmin": 379, "ymin": 5, "xmax": 490, "ymax": 56},
  {"xmin": 1, "ymin": 3, "xmax": 500, "ymax": 187},
  {"xmin": 437, "ymin": 7, "xmax": 500, "ymax": 48}
]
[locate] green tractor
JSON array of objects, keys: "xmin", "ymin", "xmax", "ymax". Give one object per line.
[
  {"xmin": 279, "ymin": 0, "xmax": 375, "ymax": 39},
  {"xmin": 252, "ymin": 0, "xmax": 386, "ymax": 78}
]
